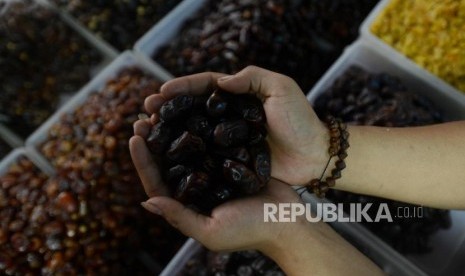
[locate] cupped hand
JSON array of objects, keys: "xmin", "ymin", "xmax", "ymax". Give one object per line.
[
  {"xmin": 130, "ymin": 130, "xmax": 302, "ymax": 251},
  {"xmin": 143, "ymin": 66, "xmax": 328, "ymax": 185}
]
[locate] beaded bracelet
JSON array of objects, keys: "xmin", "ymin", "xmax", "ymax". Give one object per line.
[{"xmin": 307, "ymin": 116, "xmax": 349, "ymax": 198}]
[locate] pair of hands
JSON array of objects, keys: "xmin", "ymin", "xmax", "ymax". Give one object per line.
[{"xmin": 129, "ymin": 66, "xmax": 328, "ymax": 252}]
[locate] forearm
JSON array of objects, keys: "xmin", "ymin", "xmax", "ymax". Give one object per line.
[
  {"xmin": 260, "ymin": 220, "xmax": 384, "ymax": 276},
  {"xmin": 335, "ymin": 121, "xmax": 465, "ymax": 209}
]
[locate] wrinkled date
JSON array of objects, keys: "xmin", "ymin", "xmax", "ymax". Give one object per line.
[
  {"xmin": 146, "ymin": 89, "xmax": 270, "ymax": 212},
  {"xmin": 181, "ymin": 248, "xmax": 284, "ymax": 276}
]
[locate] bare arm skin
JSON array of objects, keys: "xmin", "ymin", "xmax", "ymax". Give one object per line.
[{"xmin": 334, "ymin": 122, "xmax": 465, "ymax": 209}]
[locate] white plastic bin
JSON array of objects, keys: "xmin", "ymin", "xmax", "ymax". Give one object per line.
[
  {"xmin": 25, "ymin": 51, "xmax": 171, "ymax": 150},
  {"xmin": 134, "ymin": 0, "xmax": 208, "ymax": 63},
  {"xmin": 359, "ymin": 0, "xmax": 465, "ymax": 99}
]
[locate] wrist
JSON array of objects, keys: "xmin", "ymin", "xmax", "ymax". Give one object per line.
[
  {"xmin": 258, "ymin": 218, "xmax": 384, "ymax": 276},
  {"xmin": 301, "ymin": 119, "xmax": 332, "ymax": 184}
]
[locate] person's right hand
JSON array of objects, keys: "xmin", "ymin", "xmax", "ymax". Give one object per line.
[{"xmin": 143, "ymin": 66, "xmax": 328, "ymax": 185}]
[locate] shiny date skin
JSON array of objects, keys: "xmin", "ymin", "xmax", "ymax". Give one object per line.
[{"xmin": 146, "ymin": 91, "xmax": 271, "ymax": 213}]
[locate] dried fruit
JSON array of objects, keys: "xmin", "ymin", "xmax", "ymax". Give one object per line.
[{"xmin": 146, "ymin": 89, "xmax": 271, "ymax": 212}]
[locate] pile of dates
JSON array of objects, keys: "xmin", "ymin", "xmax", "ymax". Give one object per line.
[
  {"xmin": 314, "ymin": 66, "xmax": 451, "ymax": 254},
  {"xmin": 0, "ymin": 2, "xmax": 101, "ymax": 138},
  {"xmin": 182, "ymin": 248, "xmax": 283, "ymax": 276},
  {"xmin": 11, "ymin": 67, "xmax": 185, "ymax": 274},
  {"xmin": 51, "ymin": 0, "xmax": 182, "ymax": 50},
  {"xmin": 155, "ymin": 0, "xmax": 379, "ymax": 92},
  {"xmin": 146, "ymin": 90, "xmax": 271, "ymax": 212}
]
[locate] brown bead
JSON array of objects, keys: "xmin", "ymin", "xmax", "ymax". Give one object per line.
[
  {"xmin": 326, "ymin": 116, "xmax": 336, "ymax": 125},
  {"xmin": 328, "ymin": 147, "xmax": 338, "ymax": 156},
  {"xmin": 341, "ymin": 140, "xmax": 350, "ymax": 150},
  {"xmin": 336, "ymin": 160, "xmax": 346, "ymax": 170},
  {"xmin": 341, "ymin": 130, "xmax": 349, "ymax": 140},
  {"xmin": 331, "ymin": 168, "xmax": 341, "ymax": 179},
  {"xmin": 320, "ymin": 182, "xmax": 330, "ymax": 192},
  {"xmin": 338, "ymin": 151, "xmax": 348, "ymax": 159},
  {"xmin": 326, "ymin": 177, "xmax": 336, "ymax": 187},
  {"xmin": 330, "ymin": 128, "xmax": 340, "ymax": 138},
  {"xmin": 330, "ymin": 137, "xmax": 339, "ymax": 143},
  {"xmin": 309, "ymin": 179, "xmax": 320, "ymax": 188}
]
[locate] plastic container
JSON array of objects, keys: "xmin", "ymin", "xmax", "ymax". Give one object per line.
[
  {"xmin": 26, "ymin": 50, "xmax": 171, "ymax": 149},
  {"xmin": 22, "ymin": 51, "xmax": 180, "ymax": 273},
  {"xmin": 134, "ymin": 0, "xmax": 208, "ymax": 62},
  {"xmin": 306, "ymin": 39, "xmax": 465, "ymax": 276},
  {"xmin": 41, "ymin": 0, "xmax": 183, "ymax": 53},
  {"xmin": 0, "ymin": 124, "xmax": 23, "ymax": 149},
  {"xmin": 0, "ymin": 136, "xmax": 13, "ymax": 161},
  {"xmin": 308, "ymin": 40, "xmax": 465, "ymax": 119},
  {"xmin": 160, "ymin": 238, "xmax": 202, "ymax": 276},
  {"xmin": 36, "ymin": 0, "xmax": 119, "ymax": 58},
  {"xmin": 0, "ymin": 0, "xmax": 116, "ymax": 140},
  {"xmin": 359, "ymin": 0, "xmax": 465, "ymax": 99},
  {"xmin": 0, "ymin": 148, "xmax": 53, "ymax": 178}
]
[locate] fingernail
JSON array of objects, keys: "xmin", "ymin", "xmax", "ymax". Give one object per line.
[
  {"xmin": 141, "ymin": 201, "xmax": 163, "ymax": 216},
  {"xmin": 218, "ymin": 75, "xmax": 233, "ymax": 82}
]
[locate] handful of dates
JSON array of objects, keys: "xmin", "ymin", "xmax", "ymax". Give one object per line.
[{"xmin": 145, "ymin": 89, "xmax": 271, "ymax": 212}]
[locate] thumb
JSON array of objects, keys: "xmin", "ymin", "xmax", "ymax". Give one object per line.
[{"xmin": 141, "ymin": 197, "xmax": 211, "ymax": 240}]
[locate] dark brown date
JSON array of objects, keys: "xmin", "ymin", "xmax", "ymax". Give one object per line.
[
  {"xmin": 235, "ymin": 96, "xmax": 266, "ymax": 125},
  {"xmin": 146, "ymin": 121, "xmax": 172, "ymax": 154},
  {"xmin": 223, "ymin": 159, "xmax": 261, "ymax": 195},
  {"xmin": 249, "ymin": 142, "xmax": 271, "ymax": 185},
  {"xmin": 206, "ymin": 90, "xmax": 229, "ymax": 117},
  {"xmin": 166, "ymin": 131, "xmax": 206, "ymax": 163},
  {"xmin": 214, "ymin": 120, "xmax": 249, "ymax": 147},
  {"xmin": 214, "ymin": 147, "xmax": 250, "ymax": 164},
  {"xmin": 187, "ymin": 115, "xmax": 213, "ymax": 140},
  {"xmin": 175, "ymin": 172, "xmax": 210, "ymax": 203},
  {"xmin": 146, "ymin": 91, "xmax": 270, "ymax": 212},
  {"xmin": 160, "ymin": 95, "xmax": 194, "ymax": 122}
]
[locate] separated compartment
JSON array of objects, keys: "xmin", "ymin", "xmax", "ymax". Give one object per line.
[
  {"xmin": 135, "ymin": 0, "xmax": 380, "ymax": 93},
  {"xmin": 360, "ymin": 0, "xmax": 465, "ymax": 95},
  {"xmin": 0, "ymin": 0, "xmax": 114, "ymax": 139},
  {"xmin": 24, "ymin": 52, "xmax": 186, "ymax": 274},
  {"xmin": 43, "ymin": 0, "xmax": 183, "ymax": 51}
]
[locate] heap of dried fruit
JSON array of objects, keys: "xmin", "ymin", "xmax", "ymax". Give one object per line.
[
  {"xmin": 182, "ymin": 248, "xmax": 284, "ymax": 276},
  {"xmin": 146, "ymin": 90, "xmax": 271, "ymax": 212},
  {"xmin": 10, "ymin": 67, "xmax": 186, "ymax": 274},
  {"xmin": 155, "ymin": 0, "xmax": 379, "ymax": 92},
  {"xmin": 0, "ymin": 2, "xmax": 102, "ymax": 138},
  {"xmin": 51, "ymin": 0, "xmax": 182, "ymax": 50}
]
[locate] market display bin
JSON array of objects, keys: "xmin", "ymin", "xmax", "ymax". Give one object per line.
[
  {"xmin": 0, "ymin": 148, "xmax": 53, "ymax": 179},
  {"xmin": 39, "ymin": 0, "xmax": 183, "ymax": 53},
  {"xmin": 359, "ymin": 0, "xmax": 465, "ymax": 96},
  {"xmin": 160, "ymin": 238, "xmax": 202, "ymax": 276},
  {"xmin": 0, "ymin": 125, "xmax": 22, "ymax": 159},
  {"xmin": 36, "ymin": 0, "xmax": 119, "ymax": 58},
  {"xmin": 134, "ymin": 0, "xmax": 206, "ymax": 62},
  {"xmin": 26, "ymin": 51, "xmax": 171, "ymax": 148},
  {"xmin": 306, "ymin": 39, "xmax": 465, "ymax": 276},
  {"xmin": 0, "ymin": 0, "xmax": 116, "ymax": 141},
  {"xmin": 22, "ymin": 51, "xmax": 185, "ymax": 274}
]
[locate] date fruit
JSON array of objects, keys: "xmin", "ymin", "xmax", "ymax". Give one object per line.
[{"xmin": 146, "ymin": 89, "xmax": 271, "ymax": 212}]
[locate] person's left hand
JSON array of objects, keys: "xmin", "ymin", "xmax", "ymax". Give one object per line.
[{"xmin": 129, "ymin": 120, "xmax": 303, "ymax": 252}]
